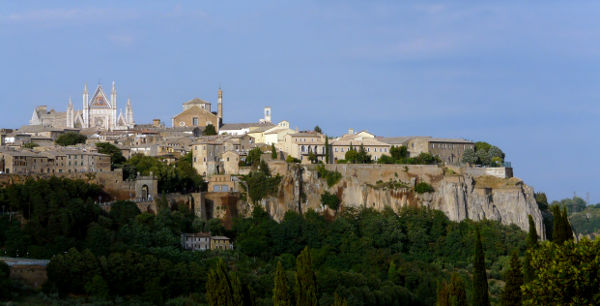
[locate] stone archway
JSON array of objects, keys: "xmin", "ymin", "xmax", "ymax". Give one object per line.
[{"xmin": 141, "ymin": 184, "xmax": 149, "ymax": 201}]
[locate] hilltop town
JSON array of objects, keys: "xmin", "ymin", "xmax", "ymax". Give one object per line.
[{"xmin": 2, "ymin": 82, "xmax": 490, "ymax": 174}]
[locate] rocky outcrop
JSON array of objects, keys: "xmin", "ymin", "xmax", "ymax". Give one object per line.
[{"xmin": 256, "ymin": 162, "xmax": 546, "ymax": 239}]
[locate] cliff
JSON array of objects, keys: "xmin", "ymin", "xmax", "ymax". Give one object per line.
[{"xmin": 258, "ymin": 162, "xmax": 546, "ymax": 239}]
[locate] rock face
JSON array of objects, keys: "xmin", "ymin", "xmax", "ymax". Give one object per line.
[{"xmin": 257, "ymin": 162, "xmax": 546, "ymax": 239}]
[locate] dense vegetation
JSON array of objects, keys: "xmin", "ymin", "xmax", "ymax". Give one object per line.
[
  {"xmin": 123, "ymin": 152, "xmax": 205, "ymax": 193},
  {"xmin": 96, "ymin": 142, "xmax": 126, "ymax": 169},
  {"xmin": 461, "ymin": 142, "xmax": 504, "ymax": 167},
  {"xmin": 55, "ymin": 132, "xmax": 87, "ymax": 146},
  {"xmin": 2, "ymin": 176, "xmax": 599, "ymax": 304},
  {"xmin": 377, "ymin": 146, "xmax": 440, "ymax": 165},
  {"xmin": 0, "ymin": 177, "xmax": 532, "ymax": 304},
  {"xmin": 203, "ymin": 124, "xmax": 217, "ymax": 136}
]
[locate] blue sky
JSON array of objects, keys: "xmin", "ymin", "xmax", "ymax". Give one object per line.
[{"xmin": 1, "ymin": 1, "xmax": 599, "ymax": 203}]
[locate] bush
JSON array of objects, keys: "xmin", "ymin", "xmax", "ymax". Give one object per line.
[
  {"xmin": 55, "ymin": 132, "xmax": 87, "ymax": 146},
  {"xmin": 316, "ymin": 165, "xmax": 342, "ymax": 187},
  {"xmin": 414, "ymin": 182, "xmax": 434, "ymax": 194},
  {"xmin": 321, "ymin": 191, "xmax": 340, "ymax": 211},
  {"xmin": 286, "ymin": 156, "xmax": 300, "ymax": 163}
]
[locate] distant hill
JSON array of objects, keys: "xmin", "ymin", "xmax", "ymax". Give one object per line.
[{"xmin": 555, "ymin": 197, "xmax": 600, "ymax": 239}]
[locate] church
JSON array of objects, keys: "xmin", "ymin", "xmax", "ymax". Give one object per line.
[{"xmin": 29, "ymin": 81, "xmax": 135, "ymax": 130}]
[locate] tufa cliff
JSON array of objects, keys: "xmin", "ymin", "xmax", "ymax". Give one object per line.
[{"xmin": 255, "ymin": 162, "xmax": 546, "ymax": 239}]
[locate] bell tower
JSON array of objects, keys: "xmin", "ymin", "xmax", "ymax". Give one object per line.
[{"xmin": 217, "ymin": 87, "xmax": 223, "ymax": 126}]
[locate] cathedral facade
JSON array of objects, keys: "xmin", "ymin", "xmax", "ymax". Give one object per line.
[{"xmin": 30, "ymin": 81, "xmax": 135, "ymax": 130}]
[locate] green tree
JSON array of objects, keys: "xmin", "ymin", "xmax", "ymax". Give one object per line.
[
  {"xmin": 295, "ymin": 246, "xmax": 318, "ymax": 306},
  {"xmin": 523, "ymin": 215, "xmax": 538, "ymax": 283},
  {"xmin": 501, "ymin": 251, "xmax": 523, "ymax": 306},
  {"xmin": 84, "ymin": 274, "xmax": 109, "ymax": 299},
  {"xmin": 273, "ymin": 261, "xmax": 291, "ymax": 306},
  {"xmin": 314, "ymin": 125, "xmax": 322, "ymax": 133},
  {"xmin": 246, "ymin": 147, "xmax": 262, "ymax": 167},
  {"xmin": 472, "ymin": 228, "xmax": 490, "ymax": 306},
  {"xmin": 23, "ymin": 142, "xmax": 39, "ymax": 149},
  {"xmin": 461, "ymin": 148, "xmax": 477, "ymax": 165},
  {"xmin": 96, "ymin": 142, "xmax": 126, "ymax": 169},
  {"xmin": 271, "ymin": 143, "xmax": 278, "ymax": 159},
  {"xmin": 522, "ymin": 238, "xmax": 600, "ymax": 305},
  {"xmin": 552, "ymin": 205, "xmax": 573, "ymax": 244},
  {"xmin": 320, "ymin": 191, "xmax": 340, "ymax": 212},
  {"xmin": 204, "ymin": 124, "xmax": 217, "ymax": 136},
  {"xmin": 436, "ymin": 273, "xmax": 467, "ymax": 306},
  {"xmin": 55, "ymin": 132, "xmax": 87, "ymax": 146},
  {"xmin": 206, "ymin": 259, "xmax": 244, "ymax": 306}
]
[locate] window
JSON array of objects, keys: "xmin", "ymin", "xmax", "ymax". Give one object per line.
[
  {"xmin": 335, "ymin": 148, "xmax": 338, "ymax": 152},
  {"xmin": 193, "ymin": 117, "xmax": 199, "ymax": 126}
]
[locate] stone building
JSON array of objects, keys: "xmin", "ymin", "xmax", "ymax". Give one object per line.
[
  {"xmin": 378, "ymin": 136, "xmax": 475, "ymax": 165},
  {"xmin": 330, "ymin": 129, "xmax": 391, "ymax": 162},
  {"xmin": 29, "ymin": 82, "xmax": 135, "ymax": 130},
  {"xmin": 192, "ymin": 135, "xmax": 253, "ymax": 176},
  {"xmin": 172, "ymin": 89, "xmax": 223, "ymax": 129},
  {"xmin": 0, "ymin": 147, "xmax": 110, "ymax": 174},
  {"xmin": 280, "ymin": 131, "xmax": 327, "ymax": 163}
]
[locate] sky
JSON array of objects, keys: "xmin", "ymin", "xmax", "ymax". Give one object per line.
[{"xmin": 1, "ymin": 1, "xmax": 599, "ymax": 203}]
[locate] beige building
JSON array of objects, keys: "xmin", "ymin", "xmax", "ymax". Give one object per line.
[
  {"xmin": 280, "ymin": 132, "xmax": 327, "ymax": 163},
  {"xmin": 172, "ymin": 89, "xmax": 223, "ymax": 129},
  {"xmin": 330, "ymin": 129, "xmax": 391, "ymax": 162},
  {"xmin": 222, "ymin": 151, "xmax": 241, "ymax": 174},
  {"xmin": 210, "ymin": 236, "xmax": 233, "ymax": 250}
]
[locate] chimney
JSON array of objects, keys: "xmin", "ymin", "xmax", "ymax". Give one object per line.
[
  {"xmin": 348, "ymin": 128, "xmax": 354, "ymax": 135},
  {"xmin": 152, "ymin": 119, "xmax": 161, "ymax": 127}
]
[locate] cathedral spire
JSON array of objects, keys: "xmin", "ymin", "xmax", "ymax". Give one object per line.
[{"xmin": 83, "ymin": 83, "xmax": 88, "ymax": 94}]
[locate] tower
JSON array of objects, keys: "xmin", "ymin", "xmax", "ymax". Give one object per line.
[
  {"xmin": 111, "ymin": 81, "xmax": 117, "ymax": 130},
  {"xmin": 217, "ymin": 87, "xmax": 223, "ymax": 126},
  {"xmin": 126, "ymin": 98, "xmax": 134, "ymax": 126},
  {"xmin": 66, "ymin": 97, "xmax": 74, "ymax": 128},
  {"xmin": 83, "ymin": 83, "xmax": 89, "ymax": 128},
  {"xmin": 264, "ymin": 106, "xmax": 272, "ymax": 123}
]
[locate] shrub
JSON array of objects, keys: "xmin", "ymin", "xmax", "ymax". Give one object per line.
[
  {"xmin": 55, "ymin": 132, "xmax": 87, "ymax": 146},
  {"xmin": 286, "ymin": 156, "xmax": 300, "ymax": 163},
  {"xmin": 414, "ymin": 182, "xmax": 434, "ymax": 194},
  {"xmin": 321, "ymin": 191, "xmax": 341, "ymax": 211},
  {"xmin": 316, "ymin": 165, "xmax": 342, "ymax": 187}
]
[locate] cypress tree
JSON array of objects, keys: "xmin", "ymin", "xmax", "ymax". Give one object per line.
[
  {"xmin": 206, "ymin": 259, "xmax": 234, "ymax": 306},
  {"xmin": 295, "ymin": 246, "xmax": 318, "ymax": 306},
  {"xmin": 552, "ymin": 205, "xmax": 566, "ymax": 243},
  {"xmin": 273, "ymin": 261, "xmax": 291, "ymax": 306},
  {"xmin": 523, "ymin": 215, "xmax": 538, "ymax": 283},
  {"xmin": 271, "ymin": 143, "xmax": 277, "ymax": 160},
  {"xmin": 562, "ymin": 206, "xmax": 573, "ymax": 240},
  {"xmin": 472, "ymin": 228, "xmax": 490, "ymax": 306},
  {"xmin": 206, "ymin": 259, "xmax": 246, "ymax": 306},
  {"xmin": 501, "ymin": 250, "xmax": 524, "ymax": 306},
  {"xmin": 526, "ymin": 215, "xmax": 538, "ymax": 248}
]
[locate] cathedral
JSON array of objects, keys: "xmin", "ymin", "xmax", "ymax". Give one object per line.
[{"xmin": 29, "ymin": 81, "xmax": 135, "ymax": 130}]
